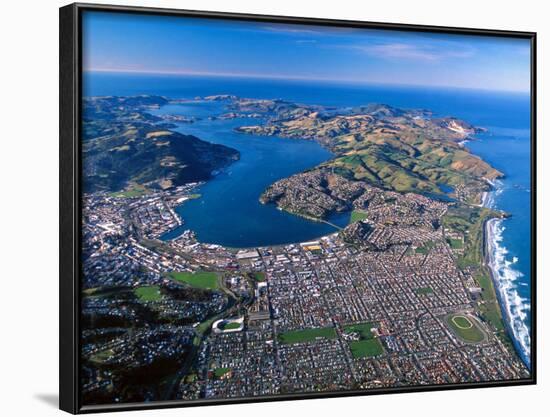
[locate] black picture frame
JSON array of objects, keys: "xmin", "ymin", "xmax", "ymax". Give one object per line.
[{"xmin": 59, "ymin": 2, "xmax": 537, "ymax": 414}]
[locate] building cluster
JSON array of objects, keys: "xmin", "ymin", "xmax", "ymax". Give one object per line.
[{"xmin": 81, "ymin": 183, "xmax": 529, "ymax": 404}]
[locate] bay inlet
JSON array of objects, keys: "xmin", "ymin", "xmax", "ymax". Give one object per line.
[{"xmin": 155, "ymin": 101, "xmax": 350, "ymax": 248}]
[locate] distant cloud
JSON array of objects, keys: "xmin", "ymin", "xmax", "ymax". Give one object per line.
[
  {"xmin": 259, "ymin": 24, "xmax": 365, "ymax": 37},
  {"xmin": 296, "ymin": 39, "xmax": 318, "ymax": 44},
  {"xmin": 260, "ymin": 25, "xmax": 324, "ymax": 35},
  {"xmin": 350, "ymin": 41, "xmax": 475, "ymax": 62}
]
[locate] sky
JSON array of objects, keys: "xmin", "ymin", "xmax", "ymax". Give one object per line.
[{"xmin": 82, "ymin": 11, "xmax": 531, "ymax": 93}]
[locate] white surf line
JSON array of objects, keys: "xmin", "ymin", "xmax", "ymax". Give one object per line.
[{"xmin": 483, "ymin": 181, "xmax": 531, "ymax": 366}]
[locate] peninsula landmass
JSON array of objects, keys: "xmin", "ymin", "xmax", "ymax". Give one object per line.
[{"xmin": 80, "ymin": 94, "xmax": 528, "ymax": 405}]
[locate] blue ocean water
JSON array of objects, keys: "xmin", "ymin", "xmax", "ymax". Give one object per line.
[
  {"xmin": 467, "ymin": 128, "xmax": 532, "ymax": 368},
  {"xmin": 84, "ymin": 72, "xmax": 532, "ymax": 367},
  {"xmin": 153, "ymin": 102, "xmax": 350, "ymax": 247}
]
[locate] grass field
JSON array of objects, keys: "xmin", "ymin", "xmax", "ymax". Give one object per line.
[
  {"xmin": 278, "ymin": 327, "xmax": 337, "ymax": 344},
  {"xmin": 185, "ymin": 373, "xmax": 197, "ymax": 383},
  {"xmin": 214, "ymin": 368, "xmax": 231, "ymax": 379},
  {"xmin": 415, "ymin": 287, "xmax": 434, "ymax": 295},
  {"xmin": 350, "ymin": 210, "xmax": 369, "ymax": 223},
  {"xmin": 343, "ymin": 323, "xmax": 375, "ymax": 339},
  {"xmin": 479, "ymin": 302, "xmax": 505, "ymax": 332},
  {"xmin": 349, "ymin": 339, "xmax": 384, "ymax": 358},
  {"xmin": 220, "ymin": 322, "xmax": 241, "ymax": 331},
  {"xmin": 253, "ymin": 272, "xmax": 266, "ymax": 282},
  {"xmin": 111, "ymin": 183, "xmax": 149, "ymax": 198},
  {"xmin": 476, "ymin": 273, "xmax": 494, "ymax": 300},
  {"xmin": 446, "ymin": 314, "xmax": 485, "ymax": 343},
  {"xmin": 82, "ymin": 287, "xmax": 132, "ymax": 300},
  {"xmin": 415, "ymin": 241, "xmax": 435, "ymax": 255},
  {"xmin": 134, "ymin": 285, "xmax": 162, "ymax": 302},
  {"xmin": 475, "ymin": 271, "xmax": 506, "ymax": 332},
  {"xmin": 442, "ymin": 205, "xmax": 495, "ymax": 269},
  {"xmin": 83, "ymin": 288, "xmax": 99, "ymax": 296},
  {"xmin": 447, "ymin": 238, "xmax": 464, "ymax": 249},
  {"xmin": 169, "ymin": 271, "xmax": 219, "ymax": 290},
  {"xmin": 90, "ymin": 348, "xmax": 114, "ymax": 364},
  {"xmin": 452, "ymin": 315, "xmax": 472, "ymax": 329},
  {"xmin": 343, "ymin": 322, "xmax": 384, "ymax": 358},
  {"xmin": 195, "ymin": 316, "xmax": 217, "ymax": 335}
]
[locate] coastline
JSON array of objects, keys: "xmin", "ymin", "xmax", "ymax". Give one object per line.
[
  {"xmin": 482, "ymin": 199, "xmax": 531, "ymax": 369},
  {"xmin": 156, "ymin": 92, "xmax": 530, "ymax": 366}
]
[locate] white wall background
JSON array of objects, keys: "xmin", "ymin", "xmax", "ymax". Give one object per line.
[{"xmin": 0, "ymin": 0, "xmax": 546, "ymax": 415}]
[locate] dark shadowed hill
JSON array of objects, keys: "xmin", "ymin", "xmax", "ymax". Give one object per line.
[{"xmin": 82, "ymin": 96, "xmax": 239, "ymax": 192}]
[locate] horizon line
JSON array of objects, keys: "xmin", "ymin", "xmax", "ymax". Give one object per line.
[{"xmin": 83, "ymin": 67, "xmax": 530, "ymax": 94}]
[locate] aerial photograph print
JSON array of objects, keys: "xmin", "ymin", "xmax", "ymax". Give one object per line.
[{"xmin": 79, "ymin": 10, "xmax": 532, "ymax": 406}]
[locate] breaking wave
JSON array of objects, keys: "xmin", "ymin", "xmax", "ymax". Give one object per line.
[{"xmin": 485, "ymin": 183, "xmax": 531, "ymax": 367}]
